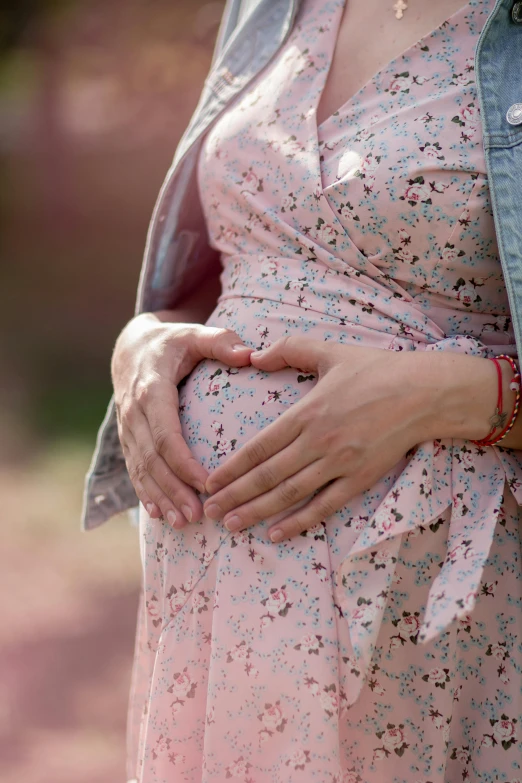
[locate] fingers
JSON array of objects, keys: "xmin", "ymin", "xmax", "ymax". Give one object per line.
[
  {"xmin": 113, "ymin": 321, "xmax": 253, "ymax": 528},
  {"xmin": 143, "ymin": 331, "xmax": 251, "ymax": 491},
  {"xmin": 143, "ymin": 385, "xmax": 209, "ymax": 493},
  {"xmin": 122, "ymin": 410, "xmax": 204, "ymax": 528},
  {"xmin": 118, "ymin": 409, "xmax": 161, "ymax": 519},
  {"xmin": 219, "ymin": 459, "xmax": 330, "ymax": 533},
  {"xmin": 205, "ymin": 408, "xmax": 302, "ymax": 495},
  {"xmin": 192, "ymin": 326, "xmax": 253, "ymax": 367},
  {"xmin": 122, "ymin": 439, "xmax": 167, "ymax": 520},
  {"xmin": 132, "ymin": 475, "xmax": 161, "ymax": 519},
  {"xmin": 267, "ymin": 478, "xmax": 350, "ymax": 541},
  {"xmin": 203, "ymin": 439, "xmax": 315, "ymax": 520},
  {"xmin": 250, "ymin": 335, "xmax": 326, "ymax": 373},
  {"xmin": 134, "ymin": 482, "xmax": 161, "ymax": 519}
]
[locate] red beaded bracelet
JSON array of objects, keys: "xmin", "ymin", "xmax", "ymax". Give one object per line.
[{"xmin": 470, "ymin": 354, "xmax": 521, "ymax": 447}]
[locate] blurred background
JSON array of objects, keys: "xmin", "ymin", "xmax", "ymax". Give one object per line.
[{"xmin": 0, "ymin": 1, "xmax": 224, "ymax": 780}]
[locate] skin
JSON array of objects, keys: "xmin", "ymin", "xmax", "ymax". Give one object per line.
[
  {"xmin": 316, "ymin": 0, "xmax": 475, "ymax": 127},
  {"xmin": 112, "ymin": 258, "xmax": 252, "ymax": 527},
  {"xmin": 202, "ymin": 338, "xmax": 520, "ymax": 542},
  {"xmin": 113, "ymin": 0, "xmax": 522, "ymax": 537}
]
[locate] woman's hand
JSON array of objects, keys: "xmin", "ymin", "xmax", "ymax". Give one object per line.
[
  {"xmin": 112, "ymin": 313, "xmax": 252, "ymax": 528},
  {"xmin": 203, "ymin": 336, "xmax": 498, "ymax": 541}
]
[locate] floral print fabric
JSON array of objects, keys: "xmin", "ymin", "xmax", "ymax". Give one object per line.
[{"xmin": 127, "ymin": 1, "xmax": 522, "ymax": 780}]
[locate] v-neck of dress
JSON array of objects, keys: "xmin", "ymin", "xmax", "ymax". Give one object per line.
[
  {"xmin": 301, "ymin": 0, "xmax": 478, "ymax": 276},
  {"xmin": 316, "ymin": 0, "xmax": 473, "ymax": 134}
]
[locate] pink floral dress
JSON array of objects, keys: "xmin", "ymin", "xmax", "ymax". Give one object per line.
[{"xmin": 127, "ymin": 1, "xmax": 522, "ymax": 780}]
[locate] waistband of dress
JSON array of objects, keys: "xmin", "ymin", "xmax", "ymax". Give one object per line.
[
  {"xmin": 218, "ymin": 254, "xmax": 517, "ymax": 355},
  {"xmin": 216, "ymin": 291, "xmax": 518, "ymax": 359}
]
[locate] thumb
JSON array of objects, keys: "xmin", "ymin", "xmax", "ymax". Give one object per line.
[
  {"xmin": 250, "ymin": 336, "xmax": 324, "ymax": 373},
  {"xmin": 192, "ymin": 326, "xmax": 252, "ymax": 367}
]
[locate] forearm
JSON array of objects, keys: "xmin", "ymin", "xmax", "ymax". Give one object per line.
[{"xmin": 413, "ymin": 351, "xmax": 522, "ymax": 449}]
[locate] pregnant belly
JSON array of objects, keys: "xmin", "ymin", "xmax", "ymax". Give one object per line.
[
  {"xmin": 174, "ymin": 290, "xmax": 431, "ymax": 560},
  {"xmin": 178, "ymin": 302, "xmax": 317, "ymax": 475},
  {"xmin": 177, "ymin": 292, "xmax": 414, "ymax": 473}
]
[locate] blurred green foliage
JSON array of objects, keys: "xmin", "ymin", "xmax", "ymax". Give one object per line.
[
  {"xmin": 33, "ymin": 381, "xmax": 113, "ymax": 439},
  {"xmin": 1, "ymin": 0, "xmax": 222, "ymax": 443}
]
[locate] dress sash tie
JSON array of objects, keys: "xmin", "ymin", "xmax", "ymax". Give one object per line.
[{"xmin": 333, "ymin": 334, "xmax": 521, "ymax": 707}]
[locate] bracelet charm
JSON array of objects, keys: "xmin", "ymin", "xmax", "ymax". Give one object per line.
[{"xmin": 471, "ymin": 354, "xmax": 521, "ymax": 447}]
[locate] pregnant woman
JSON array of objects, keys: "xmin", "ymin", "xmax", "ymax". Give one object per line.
[{"xmin": 111, "ymin": 0, "xmax": 522, "ymax": 780}]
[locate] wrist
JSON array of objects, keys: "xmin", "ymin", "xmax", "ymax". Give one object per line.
[
  {"xmin": 112, "ymin": 314, "xmax": 189, "ymax": 379},
  {"xmin": 401, "ymin": 351, "xmax": 504, "ymax": 442},
  {"xmin": 117, "ymin": 312, "xmax": 196, "ymax": 349},
  {"xmin": 471, "ymin": 355, "xmax": 520, "ymax": 447}
]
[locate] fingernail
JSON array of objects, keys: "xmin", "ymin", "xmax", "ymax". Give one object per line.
[
  {"xmin": 270, "ymin": 528, "xmax": 284, "ymax": 543},
  {"xmin": 195, "ymin": 481, "xmax": 206, "ymax": 495},
  {"xmin": 251, "ymin": 350, "xmax": 263, "ymax": 358},
  {"xmin": 225, "ymin": 515, "xmax": 243, "ymax": 532},
  {"xmin": 181, "ymin": 504, "xmax": 193, "ymax": 523},
  {"xmin": 146, "ymin": 502, "xmax": 154, "ymax": 516},
  {"xmin": 205, "ymin": 503, "xmax": 223, "ymax": 520},
  {"xmin": 167, "ymin": 510, "xmax": 177, "ymax": 527},
  {"xmin": 232, "ymin": 343, "xmax": 249, "ymax": 351}
]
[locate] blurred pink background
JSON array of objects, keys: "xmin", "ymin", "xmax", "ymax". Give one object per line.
[{"xmin": 0, "ymin": 1, "xmax": 224, "ymax": 780}]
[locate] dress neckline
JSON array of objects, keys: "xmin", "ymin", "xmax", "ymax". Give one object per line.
[{"xmin": 316, "ymin": 0, "xmax": 474, "ymax": 133}]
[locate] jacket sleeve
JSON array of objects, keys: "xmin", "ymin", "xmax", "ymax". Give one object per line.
[{"xmin": 81, "ymin": 0, "xmax": 242, "ymax": 532}]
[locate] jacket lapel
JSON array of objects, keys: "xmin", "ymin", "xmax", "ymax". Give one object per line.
[
  {"xmin": 173, "ymin": 0, "xmax": 300, "ymax": 168},
  {"xmin": 135, "ymin": 0, "xmax": 300, "ymax": 315}
]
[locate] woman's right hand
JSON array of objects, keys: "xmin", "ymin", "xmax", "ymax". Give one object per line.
[{"xmin": 111, "ymin": 313, "xmax": 252, "ymax": 528}]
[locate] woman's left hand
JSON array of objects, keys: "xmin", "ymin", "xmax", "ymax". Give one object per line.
[{"xmin": 203, "ymin": 336, "xmax": 444, "ymax": 541}]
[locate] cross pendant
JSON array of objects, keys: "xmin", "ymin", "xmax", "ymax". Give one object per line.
[{"xmin": 393, "ymin": 0, "xmax": 408, "ymax": 19}]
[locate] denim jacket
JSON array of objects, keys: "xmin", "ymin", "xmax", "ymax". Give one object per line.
[{"xmin": 81, "ymin": 0, "xmax": 522, "ymax": 531}]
